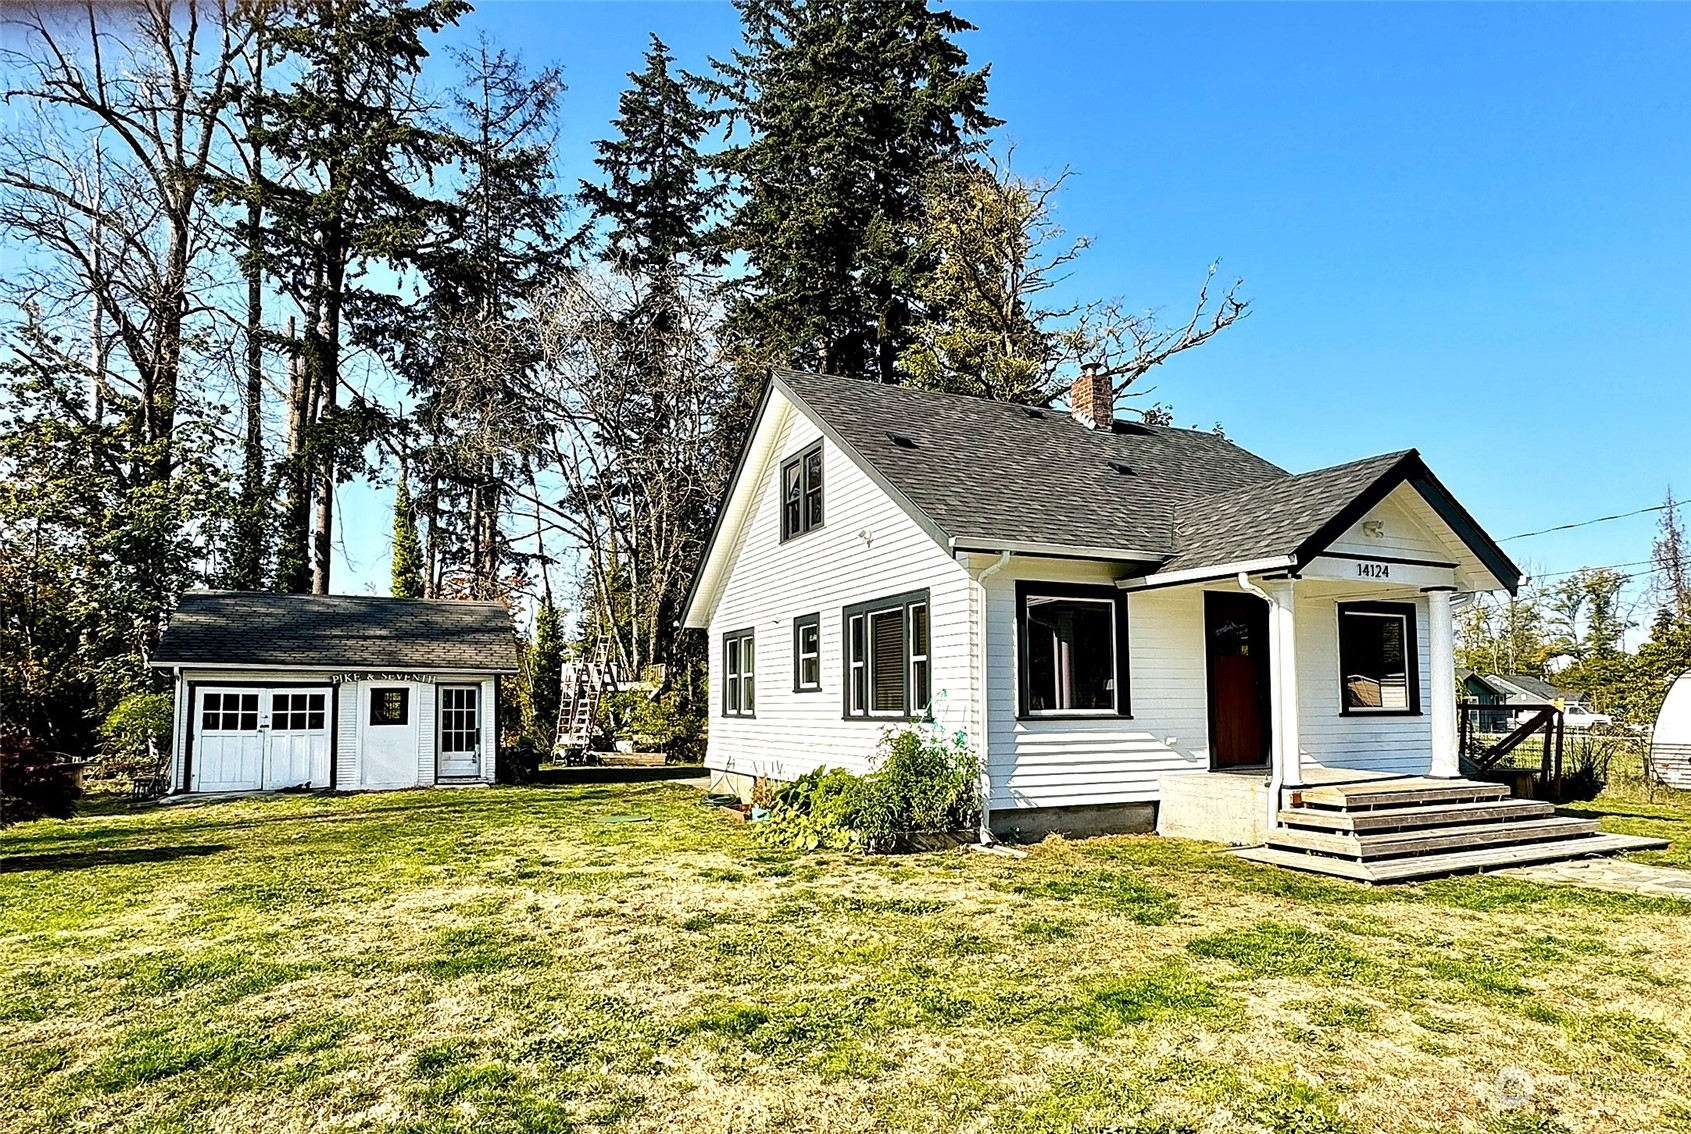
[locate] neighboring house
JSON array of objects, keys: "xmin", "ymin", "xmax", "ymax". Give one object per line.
[
  {"xmin": 683, "ymin": 367, "xmax": 1524, "ymax": 840},
  {"xmin": 1458, "ymin": 669, "xmax": 1511, "ymax": 732},
  {"xmin": 150, "ymin": 592, "xmax": 519, "ymax": 794},
  {"xmin": 1485, "ymin": 673, "xmax": 1583, "ymax": 709}
]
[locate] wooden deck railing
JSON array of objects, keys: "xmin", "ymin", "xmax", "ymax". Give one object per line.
[{"xmin": 1458, "ymin": 700, "xmax": 1564, "ymax": 798}]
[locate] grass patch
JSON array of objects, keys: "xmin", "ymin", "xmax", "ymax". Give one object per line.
[
  {"xmin": 1, "ymin": 783, "xmax": 1688, "ymax": 1133},
  {"xmin": 1187, "ymin": 921, "xmax": 1374, "ymax": 981},
  {"xmin": 999, "ymin": 868, "xmax": 1180, "ymax": 923}
]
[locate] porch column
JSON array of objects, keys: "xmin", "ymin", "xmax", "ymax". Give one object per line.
[
  {"xmin": 1267, "ymin": 579, "xmax": 1304, "ymax": 788},
  {"xmin": 1426, "ymin": 586, "xmax": 1460, "ymax": 778}
]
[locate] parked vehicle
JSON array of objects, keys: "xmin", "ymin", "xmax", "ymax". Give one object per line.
[{"xmin": 1561, "ymin": 703, "xmax": 1613, "ymax": 730}]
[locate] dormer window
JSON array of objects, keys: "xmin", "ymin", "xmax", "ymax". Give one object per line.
[{"xmin": 781, "ymin": 442, "xmax": 824, "ymax": 541}]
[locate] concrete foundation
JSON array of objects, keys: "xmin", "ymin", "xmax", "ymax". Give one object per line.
[
  {"xmin": 1157, "ymin": 770, "xmax": 1271, "ymax": 846},
  {"xmin": 991, "ymin": 801, "xmax": 1157, "ymax": 843}
]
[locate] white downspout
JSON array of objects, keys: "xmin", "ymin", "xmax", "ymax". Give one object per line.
[{"xmin": 975, "ymin": 550, "xmax": 1012, "ymax": 843}]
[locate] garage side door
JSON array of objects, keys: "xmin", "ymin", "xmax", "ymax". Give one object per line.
[{"xmin": 195, "ymin": 690, "xmax": 264, "ymax": 791}]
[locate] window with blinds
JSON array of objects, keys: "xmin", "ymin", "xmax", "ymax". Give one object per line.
[{"xmin": 841, "ymin": 589, "xmax": 930, "ymax": 719}]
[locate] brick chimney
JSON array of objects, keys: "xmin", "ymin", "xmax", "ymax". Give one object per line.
[{"xmin": 1070, "ymin": 363, "xmax": 1113, "ymax": 430}]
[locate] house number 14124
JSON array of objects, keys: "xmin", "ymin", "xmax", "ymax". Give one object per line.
[{"xmin": 1356, "ymin": 563, "xmax": 1390, "ymax": 579}]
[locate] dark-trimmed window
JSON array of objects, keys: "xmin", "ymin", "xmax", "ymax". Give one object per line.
[
  {"xmin": 1338, "ymin": 602, "xmax": 1420, "ymax": 714},
  {"xmin": 842, "ymin": 589, "xmax": 929, "ymax": 719},
  {"xmin": 781, "ymin": 442, "xmax": 824, "ymax": 540},
  {"xmin": 1016, "ymin": 582, "xmax": 1131, "ymax": 718},
  {"xmin": 723, "ymin": 628, "xmax": 755, "ymax": 716},
  {"xmin": 369, "ymin": 687, "xmax": 410, "ymax": 726},
  {"xmin": 793, "ymin": 613, "xmax": 821, "ymax": 692}
]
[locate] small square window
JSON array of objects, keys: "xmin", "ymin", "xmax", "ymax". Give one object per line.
[
  {"xmin": 370, "ymin": 687, "xmax": 409, "ymax": 726},
  {"xmin": 1016, "ymin": 584, "xmax": 1130, "ymax": 718}
]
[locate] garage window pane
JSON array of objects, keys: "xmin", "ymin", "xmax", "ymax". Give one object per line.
[{"xmin": 202, "ymin": 693, "xmax": 221, "ymax": 731}]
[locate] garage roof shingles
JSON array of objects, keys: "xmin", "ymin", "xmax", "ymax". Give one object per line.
[{"xmin": 153, "ymin": 592, "xmax": 521, "ymax": 672}]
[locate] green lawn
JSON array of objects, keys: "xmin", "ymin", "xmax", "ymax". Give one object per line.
[{"xmin": 2, "ymin": 782, "xmax": 1689, "ymax": 1134}]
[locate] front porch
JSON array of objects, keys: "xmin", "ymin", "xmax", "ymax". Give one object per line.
[
  {"xmin": 1161, "ymin": 762, "xmax": 1668, "ymax": 882},
  {"xmin": 1143, "ymin": 562, "xmax": 1670, "ymax": 880}
]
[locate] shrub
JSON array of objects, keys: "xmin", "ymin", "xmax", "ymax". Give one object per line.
[
  {"xmin": 0, "ymin": 734, "xmax": 81, "ymax": 826},
  {"xmin": 758, "ymin": 727, "xmax": 981, "ymax": 853},
  {"xmin": 603, "ymin": 689, "xmax": 705, "ymax": 762},
  {"xmin": 1560, "ymin": 732, "xmax": 1621, "ymax": 802},
  {"xmin": 99, "ymin": 692, "xmax": 174, "ymax": 778}
]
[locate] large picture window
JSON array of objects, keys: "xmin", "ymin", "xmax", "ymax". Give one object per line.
[
  {"xmin": 781, "ymin": 442, "xmax": 824, "ymax": 541},
  {"xmin": 1016, "ymin": 583, "xmax": 1130, "ymax": 718},
  {"xmin": 793, "ymin": 613, "xmax": 821, "ymax": 692},
  {"xmin": 842, "ymin": 589, "xmax": 930, "ymax": 719},
  {"xmin": 1338, "ymin": 602, "xmax": 1420, "ymax": 714},
  {"xmin": 723, "ymin": 628, "xmax": 756, "ymax": 717}
]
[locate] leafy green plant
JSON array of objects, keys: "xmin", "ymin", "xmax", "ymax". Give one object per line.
[
  {"xmin": 603, "ymin": 689, "xmax": 705, "ymax": 761},
  {"xmin": 99, "ymin": 692, "xmax": 173, "ymax": 778},
  {"xmin": 758, "ymin": 727, "xmax": 981, "ymax": 852}
]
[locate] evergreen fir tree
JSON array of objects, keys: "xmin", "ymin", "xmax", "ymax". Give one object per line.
[
  {"xmin": 390, "ymin": 475, "xmax": 424, "ymax": 599},
  {"xmin": 254, "ymin": 0, "xmax": 468, "ymax": 594},
  {"xmin": 528, "ymin": 601, "xmax": 564, "ymax": 748},
  {"xmin": 406, "ymin": 37, "xmax": 565, "ymax": 601},
  {"xmin": 580, "ymin": 35, "xmax": 724, "ymax": 281},
  {"xmin": 707, "ymin": 0, "xmax": 997, "ymax": 390}
]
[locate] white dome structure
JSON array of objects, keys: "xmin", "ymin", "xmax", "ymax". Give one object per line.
[{"xmin": 1649, "ymin": 671, "xmax": 1691, "ymax": 789}]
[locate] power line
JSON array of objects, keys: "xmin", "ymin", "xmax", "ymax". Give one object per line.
[{"xmin": 1500, "ymin": 503, "xmax": 1668, "ymax": 542}]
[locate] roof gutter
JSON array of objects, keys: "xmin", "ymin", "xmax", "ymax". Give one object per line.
[
  {"xmin": 951, "ymin": 539, "xmax": 1165, "ymax": 564},
  {"xmin": 146, "ymin": 661, "xmax": 520, "ymax": 674},
  {"xmin": 1116, "ymin": 555, "xmax": 1297, "ymax": 592}
]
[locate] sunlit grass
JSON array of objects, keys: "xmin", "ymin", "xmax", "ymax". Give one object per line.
[{"xmin": 0, "ymin": 781, "xmax": 1687, "ymax": 1132}]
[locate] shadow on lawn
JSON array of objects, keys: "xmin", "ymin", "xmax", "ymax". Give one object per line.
[{"xmin": 0, "ymin": 843, "xmax": 228, "ymax": 874}]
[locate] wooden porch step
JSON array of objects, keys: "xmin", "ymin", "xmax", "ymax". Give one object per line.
[
  {"xmin": 1294, "ymin": 777, "xmax": 1510, "ymax": 811},
  {"xmin": 1234, "ymin": 833, "xmax": 1670, "ymax": 883},
  {"xmin": 1265, "ymin": 817, "xmax": 1600, "ymax": 860},
  {"xmin": 1278, "ymin": 798, "xmax": 1555, "ymax": 833}
]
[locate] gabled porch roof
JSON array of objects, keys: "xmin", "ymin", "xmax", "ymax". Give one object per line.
[{"xmin": 1126, "ymin": 450, "xmax": 1522, "ymax": 594}]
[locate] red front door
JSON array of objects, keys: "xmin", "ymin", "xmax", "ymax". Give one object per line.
[{"xmin": 1205, "ymin": 592, "xmax": 1272, "ymax": 769}]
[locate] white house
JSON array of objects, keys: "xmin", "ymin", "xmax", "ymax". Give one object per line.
[
  {"xmin": 150, "ymin": 592, "xmax": 518, "ymax": 794},
  {"xmin": 679, "ymin": 367, "xmax": 1678, "ymax": 876}
]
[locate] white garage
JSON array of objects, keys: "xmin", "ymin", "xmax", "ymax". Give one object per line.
[{"xmin": 151, "ymin": 592, "xmax": 520, "ymax": 794}]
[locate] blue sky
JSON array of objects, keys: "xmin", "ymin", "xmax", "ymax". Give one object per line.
[{"xmin": 339, "ymin": 2, "xmax": 1689, "ymax": 619}]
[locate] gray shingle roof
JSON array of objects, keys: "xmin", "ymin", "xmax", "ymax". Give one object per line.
[
  {"xmin": 1491, "ymin": 674, "xmax": 1580, "ymax": 703},
  {"xmin": 152, "ymin": 592, "xmax": 520, "ymax": 672},
  {"xmin": 1159, "ymin": 451, "xmax": 1415, "ymax": 572},
  {"xmin": 776, "ymin": 368, "xmax": 1288, "ymax": 557}
]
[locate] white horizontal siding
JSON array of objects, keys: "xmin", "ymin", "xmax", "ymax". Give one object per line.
[
  {"xmin": 985, "ymin": 560, "xmax": 1210, "ymax": 810},
  {"xmin": 1295, "ymin": 587, "xmax": 1435, "ymax": 775},
  {"xmin": 707, "ymin": 397, "xmax": 973, "ymax": 781},
  {"xmin": 337, "ymin": 681, "xmax": 360, "ymax": 789}
]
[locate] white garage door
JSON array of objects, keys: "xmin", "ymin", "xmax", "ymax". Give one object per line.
[{"xmin": 193, "ymin": 687, "xmax": 331, "ymax": 792}]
